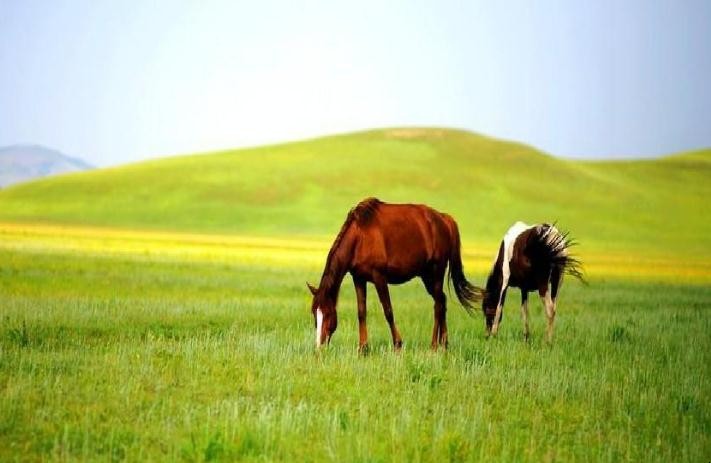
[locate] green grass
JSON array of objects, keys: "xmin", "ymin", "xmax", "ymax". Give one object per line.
[
  {"xmin": 0, "ymin": 128, "xmax": 708, "ymax": 258},
  {"xmin": 1, "ymin": 242, "xmax": 709, "ymax": 462},
  {"xmin": 0, "ymin": 128, "xmax": 709, "ymax": 461}
]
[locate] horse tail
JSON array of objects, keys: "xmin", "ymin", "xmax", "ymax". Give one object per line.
[
  {"xmin": 536, "ymin": 224, "xmax": 587, "ymax": 285},
  {"xmin": 443, "ymin": 215, "xmax": 485, "ymax": 315}
]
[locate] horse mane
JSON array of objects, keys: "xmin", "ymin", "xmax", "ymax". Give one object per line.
[
  {"xmin": 351, "ymin": 197, "xmax": 382, "ymax": 225},
  {"xmin": 533, "ymin": 223, "xmax": 586, "ymax": 283},
  {"xmin": 325, "ymin": 197, "xmax": 381, "ymax": 264},
  {"xmin": 319, "ymin": 198, "xmax": 383, "ymax": 300}
]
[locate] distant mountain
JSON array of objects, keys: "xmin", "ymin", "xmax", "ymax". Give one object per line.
[{"xmin": 0, "ymin": 145, "xmax": 92, "ymax": 187}]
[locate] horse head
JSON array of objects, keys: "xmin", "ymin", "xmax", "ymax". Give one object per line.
[
  {"xmin": 307, "ymin": 282, "xmax": 338, "ymax": 348},
  {"xmin": 482, "ymin": 290, "xmax": 499, "ymax": 334}
]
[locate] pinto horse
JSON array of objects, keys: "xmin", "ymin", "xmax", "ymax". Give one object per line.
[
  {"xmin": 307, "ymin": 198, "xmax": 483, "ymax": 351},
  {"xmin": 483, "ymin": 222, "xmax": 584, "ymax": 341}
]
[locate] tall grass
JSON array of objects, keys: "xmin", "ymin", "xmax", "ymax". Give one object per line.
[{"xmin": 1, "ymin": 229, "xmax": 709, "ymax": 461}]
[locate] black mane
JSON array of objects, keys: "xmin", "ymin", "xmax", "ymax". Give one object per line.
[{"xmin": 531, "ymin": 224, "xmax": 585, "ymax": 283}]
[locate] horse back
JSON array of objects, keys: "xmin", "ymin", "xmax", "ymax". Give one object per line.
[{"xmin": 351, "ymin": 203, "xmax": 453, "ymax": 281}]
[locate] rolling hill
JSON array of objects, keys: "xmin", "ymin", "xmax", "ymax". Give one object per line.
[
  {"xmin": 0, "ymin": 128, "xmax": 708, "ymax": 260},
  {"xmin": 0, "ymin": 145, "xmax": 92, "ymax": 187}
]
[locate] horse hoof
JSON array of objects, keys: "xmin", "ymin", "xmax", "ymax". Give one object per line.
[
  {"xmin": 358, "ymin": 344, "xmax": 370, "ymax": 356},
  {"xmin": 393, "ymin": 340, "xmax": 403, "ymax": 351}
]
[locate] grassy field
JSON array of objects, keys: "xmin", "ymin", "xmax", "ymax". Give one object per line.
[
  {"xmin": 0, "ymin": 224, "xmax": 709, "ymax": 462},
  {"xmin": 0, "ymin": 129, "xmax": 710, "ymax": 461}
]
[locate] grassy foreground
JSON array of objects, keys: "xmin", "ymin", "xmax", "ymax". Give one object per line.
[{"xmin": 1, "ymin": 224, "xmax": 710, "ymax": 462}]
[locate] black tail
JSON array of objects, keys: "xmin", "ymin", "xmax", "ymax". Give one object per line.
[
  {"xmin": 445, "ymin": 217, "xmax": 485, "ymax": 315},
  {"xmin": 535, "ymin": 224, "xmax": 586, "ymax": 284}
]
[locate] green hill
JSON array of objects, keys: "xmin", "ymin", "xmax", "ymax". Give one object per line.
[{"xmin": 0, "ymin": 128, "xmax": 708, "ymax": 258}]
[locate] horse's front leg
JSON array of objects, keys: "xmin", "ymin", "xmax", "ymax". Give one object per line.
[
  {"xmin": 373, "ymin": 275, "xmax": 403, "ymax": 351},
  {"xmin": 353, "ymin": 277, "xmax": 369, "ymax": 354},
  {"xmin": 491, "ymin": 287, "xmax": 508, "ymax": 336},
  {"xmin": 520, "ymin": 290, "xmax": 530, "ymax": 341}
]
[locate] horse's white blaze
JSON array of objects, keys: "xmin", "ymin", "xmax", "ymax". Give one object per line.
[{"xmin": 315, "ymin": 308, "xmax": 324, "ymax": 347}]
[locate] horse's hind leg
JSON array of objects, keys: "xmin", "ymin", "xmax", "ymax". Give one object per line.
[
  {"xmin": 545, "ymin": 266, "xmax": 563, "ymax": 342},
  {"xmin": 423, "ymin": 273, "xmax": 447, "ymax": 350},
  {"xmin": 436, "ymin": 288, "xmax": 448, "ymax": 349},
  {"xmin": 353, "ymin": 276, "xmax": 368, "ymax": 354},
  {"xmin": 429, "ymin": 302, "xmax": 440, "ymax": 350},
  {"xmin": 374, "ymin": 275, "xmax": 403, "ymax": 350},
  {"xmin": 539, "ymin": 284, "xmax": 556, "ymax": 342},
  {"xmin": 520, "ymin": 290, "xmax": 530, "ymax": 341}
]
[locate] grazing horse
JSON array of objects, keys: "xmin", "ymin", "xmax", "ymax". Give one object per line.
[
  {"xmin": 307, "ymin": 197, "xmax": 483, "ymax": 351},
  {"xmin": 483, "ymin": 222, "xmax": 584, "ymax": 341}
]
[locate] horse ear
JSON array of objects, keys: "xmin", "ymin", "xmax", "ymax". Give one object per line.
[{"xmin": 306, "ymin": 282, "xmax": 318, "ymax": 296}]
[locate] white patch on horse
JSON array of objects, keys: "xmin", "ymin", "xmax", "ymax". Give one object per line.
[
  {"xmin": 315, "ymin": 308, "xmax": 324, "ymax": 347},
  {"xmin": 490, "ymin": 222, "xmax": 533, "ymax": 334},
  {"xmin": 499, "ymin": 222, "xmax": 534, "ymax": 300}
]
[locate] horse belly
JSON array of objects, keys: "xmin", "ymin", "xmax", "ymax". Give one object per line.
[
  {"xmin": 508, "ymin": 272, "xmax": 539, "ymax": 291},
  {"xmin": 385, "ymin": 262, "xmax": 426, "ymax": 284},
  {"xmin": 383, "ymin": 246, "xmax": 430, "ymax": 283},
  {"xmin": 352, "ymin": 248, "xmax": 427, "ymax": 284},
  {"xmin": 352, "ymin": 234, "xmax": 429, "ymax": 284}
]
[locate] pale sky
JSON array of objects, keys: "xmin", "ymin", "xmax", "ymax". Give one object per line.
[{"xmin": 1, "ymin": 0, "xmax": 710, "ymax": 166}]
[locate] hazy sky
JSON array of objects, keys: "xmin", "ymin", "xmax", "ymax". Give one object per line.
[{"xmin": 1, "ymin": 1, "xmax": 710, "ymax": 166}]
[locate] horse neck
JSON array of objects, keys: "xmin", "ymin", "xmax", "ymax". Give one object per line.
[
  {"xmin": 484, "ymin": 269, "xmax": 503, "ymax": 310},
  {"xmin": 318, "ymin": 227, "xmax": 355, "ymax": 309},
  {"xmin": 484, "ymin": 241, "xmax": 505, "ymax": 310}
]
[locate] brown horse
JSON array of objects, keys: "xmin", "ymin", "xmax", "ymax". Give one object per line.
[
  {"xmin": 307, "ymin": 197, "xmax": 483, "ymax": 351},
  {"xmin": 482, "ymin": 222, "xmax": 584, "ymax": 341}
]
